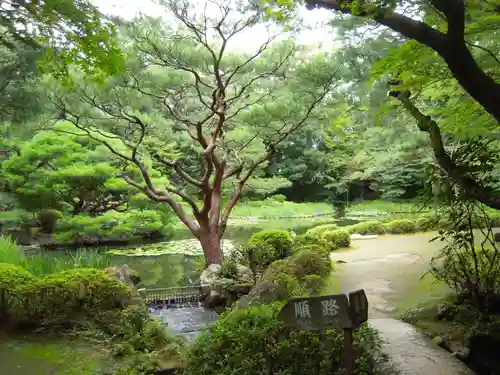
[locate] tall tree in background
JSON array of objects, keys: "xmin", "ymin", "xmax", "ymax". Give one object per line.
[
  {"xmin": 50, "ymin": 0, "xmax": 338, "ymax": 265},
  {"xmin": 302, "ymin": 0, "xmax": 500, "ymax": 124},
  {"xmin": 0, "ymin": 0, "xmax": 123, "ymax": 77}
]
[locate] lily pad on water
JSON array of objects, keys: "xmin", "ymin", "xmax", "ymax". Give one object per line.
[{"xmin": 106, "ymin": 239, "xmax": 235, "ymax": 257}]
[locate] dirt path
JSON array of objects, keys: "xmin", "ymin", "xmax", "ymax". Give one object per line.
[
  {"xmin": 330, "ymin": 232, "xmax": 448, "ymax": 317},
  {"xmin": 330, "ymin": 233, "xmax": 475, "ymax": 374}
]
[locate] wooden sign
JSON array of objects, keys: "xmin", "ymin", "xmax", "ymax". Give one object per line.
[
  {"xmin": 279, "ymin": 294, "xmax": 352, "ymax": 331},
  {"xmin": 348, "ymin": 289, "xmax": 369, "ymax": 328},
  {"xmin": 278, "ymin": 289, "xmax": 369, "ymax": 375}
]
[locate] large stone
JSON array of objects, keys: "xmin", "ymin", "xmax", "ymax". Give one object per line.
[
  {"xmin": 199, "ymin": 264, "xmax": 254, "ymax": 309},
  {"xmin": 236, "ymin": 282, "xmax": 286, "ymax": 309},
  {"xmin": 236, "ymin": 265, "xmax": 254, "ymax": 283},
  {"xmin": 104, "ymin": 264, "xmax": 140, "ymax": 291},
  {"xmin": 104, "ymin": 265, "xmax": 142, "ymax": 307},
  {"xmin": 199, "ymin": 264, "xmax": 222, "ymax": 298}
]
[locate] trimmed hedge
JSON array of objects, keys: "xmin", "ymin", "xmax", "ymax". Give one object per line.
[
  {"xmin": 185, "ymin": 303, "xmax": 386, "ymax": 375},
  {"xmin": 346, "ymin": 221, "xmax": 386, "ymax": 235},
  {"xmin": 305, "ymin": 223, "xmax": 339, "ymax": 238},
  {"xmin": 262, "ymin": 247, "xmax": 332, "ymax": 297},
  {"xmin": 245, "ymin": 229, "xmax": 294, "ymax": 273},
  {"xmin": 385, "ymin": 219, "xmax": 417, "ymax": 234},
  {"xmin": 322, "ymin": 229, "xmax": 351, "ymax": 250},
  {"xmin": 0, "ymin": 265, "xmax": 132, "ymax": 325},
  {"xmin": 247, "ymin": 229, "xmax": 293, "ymax": 260}
]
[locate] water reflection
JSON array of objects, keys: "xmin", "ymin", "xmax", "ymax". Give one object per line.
[
  {"xmin": 110, "ymin": 254, "xmax": 202, "ymax": 288},
  {"xmin": 150, "ymin": 303, "xmax": 218, "ymax": 340}
]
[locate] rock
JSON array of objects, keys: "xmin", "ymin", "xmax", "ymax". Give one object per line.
[
  {"xmin": 200, "ymin": 264, "xmax": 222, "ymax": 298},
  {"xmin": 236, "ymin": 282, "xmax": 286, "ymax": 309},
  {"xmin": 494, "ymin": 232, "xmax": 500, "ymax": 242},
  {"xmin": 236, "ymin": 265, "xmax": 254, "ymax": 283},
  {"xmin": 449, "ymin": 345, "xmax": 470, "ymax": 360},
  {"xmin": 200, "ymin": 264, "xmax": 254, "ymax": 309},
  {"xmin": 104, "ymin": 264, "xmax": 140, "ymax": 291},
  {"xmin": 226, "ymin": 283, "xmax": 253, "ymax": 295},
  {"xmin": 205, "ymin": 289, "xmax": 224, "ymax": 308}
]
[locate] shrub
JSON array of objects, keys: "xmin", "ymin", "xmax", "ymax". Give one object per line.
[
  {"xmin": 346, "ymin": 221, "xmax": 386, "ymax": 235},
  {"xmin": 416, "ymin": 216, "xmax": 436, "ymax": 231},
  {"xmin": 269, "ymin": 194, "xmax": 287, "ymax": 203},
  {"xmin": 322, "ymin": 229, "xmax": 351, "ymax": 250},
  {"xmin": 245, "ymin": 243, "xmax": 278, "ymax": 274},
  {"xmin": 0, "ymin": 267, "xmax": 132, "ymax": 324},
  {"xmin": 37, "ymin": 209, "xmax": 63, "ymax": 233},
  {"xmin": 305, "ymin": 223, "xmax": 339, "ymax": 238},
  {"xmin": 429, "ymin": 245, "xmax": 500, "ymax": 308},
  {"xmin": 220, "ymin": 258, "xmax": 238, "ymax": 279},
  {"xmin": 56, "ymin": 210, "xmax": 170, "ymax": 243},
  {"xmin": 385, "ymin": 219, "xmax": 417, "ymax": 234},
  {"xmin": 248, "ymin": 229, "xmax": 293, "ymax": 259},
  {"xmin": 261, "ymin": 248, "xmax": 332, "ymax": 297},
  {"xmin": 246, "ymin": 229, "xmax": 293, "ymax": 272},
  {"xmin": 293, "ymin": 234, "xmax": 329, "ymax": 255},
  {"xmin": 185, "ymin": 303, "xmax": 386, "ymax": 375}
]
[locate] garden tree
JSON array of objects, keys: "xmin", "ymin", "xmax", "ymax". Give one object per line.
[
  {"xmin": 0, "ymin": 0, "xmax": 124, "ymax": 77},
  {"xmin": 49, "ymin": 0, "xmax": 338, "ymax": 265},
  {"xmin": 304, "ymin": 33, "xmax": 432, "ymax": 201},
  {"xmin": 389, "ymin": 85, "xmax": 500, "ymax": 210},
  {"xmin": 0, "ymin": 44, "xmax": 46, "ymax": 124},
  {"xmin": 265, "ymin": 123, "xmax": 334, "ymax": 202},
  {"xmin": 1, "ymin": 124, "xmax": 135, "ymax": 215},
  {"xmin": 290, "ymin": 0, "xmax": 500, "ymax": 125}
]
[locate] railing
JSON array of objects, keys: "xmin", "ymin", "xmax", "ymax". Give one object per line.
[{"xmin": 140, "ymin": 285, "xmax": 207, "ymax": 307}]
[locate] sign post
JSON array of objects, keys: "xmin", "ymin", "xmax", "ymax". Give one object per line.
[{"xmin": 278, "ymin": 289, "xmax": 368, "ymax": 375}]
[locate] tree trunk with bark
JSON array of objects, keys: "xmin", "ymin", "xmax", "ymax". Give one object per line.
[{"xmin": 198, "ymin": 226, "xmax": 223, "ymax": 266}]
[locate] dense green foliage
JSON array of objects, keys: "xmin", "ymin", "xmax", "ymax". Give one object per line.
[
  {"xmin": 347, "ymin": 221, "xmax": 386, "ymax": 235},
  {"xmin": 385, "ymin": 219, "xmax": 417, "ymax": 234},
  {"xmin": 185, "ymin": 303, "xmax": 386, "ymax": 375}
]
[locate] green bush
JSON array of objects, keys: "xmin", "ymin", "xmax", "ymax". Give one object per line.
[
  {"xmin": 248, "ymin": 229, "xmax": 293, "ymax": 259},
  {"xmin": 429, "ymin": 245, "xmax": 500, "ymax": 303},
  {"xmin": 37, "ymin": 209, "xmax": 63, "ymax": 233},
  {"xmin": 269, "ymin": 194, "xmax": 287, "ymax": 203},
  {"xmin": 346, "ymin": 221, "xmax": 386, "ymax": 235},
  {"xmin": 385, "ymin": 219, "xmax": 417, "ymax": 234},
  {"xmin": 220, "ymin": 258, "xmax": 238, "ymax": 279},
  {"xmin": 185, "ymin": 303, "xmax": 386, "ymax": 375},
  {"xmin": 261, "ymin": 247, "xmax": 332, "ymax": 297},
  {"xmin": 305, "ymin": 223, "xmax": 339, "ymax": 238},
  {"xmin": 416, "ymin": 216, "xmax": 436, "ymax": 231},
  {"xmin": 322, "ymin": 229, "xmax": 351, "ymax": 250},
  {"xmin": 0, "ymin": 267, "xmax": 132, "ymax": 324},
  {"xmin": 56, "ymin": 210, "xmax": 170, "ymax": 243},
  {"xmin": 246, "ymin": 229, "xmax": 293, "ymax": 273},
  {"xmin": 293, "ymin": 234, "xmax": 329, "ymax": 255}
]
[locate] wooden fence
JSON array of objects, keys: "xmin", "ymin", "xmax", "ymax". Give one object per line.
[{"xmin": 140, "ymin": 285, "xmax": 206, "ymax": 307}]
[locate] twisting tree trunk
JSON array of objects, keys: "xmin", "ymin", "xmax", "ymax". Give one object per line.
[
  {"xmin": 389, "ymin": 88, "xmax": 500, "ymax": 210},
  {"xmin": 50, "ymin": 0, "xmax": 337, "ymax": 265},
  {"xmin": 306, "ymin": 0, "xmax": 500, "ymax": 124}
]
